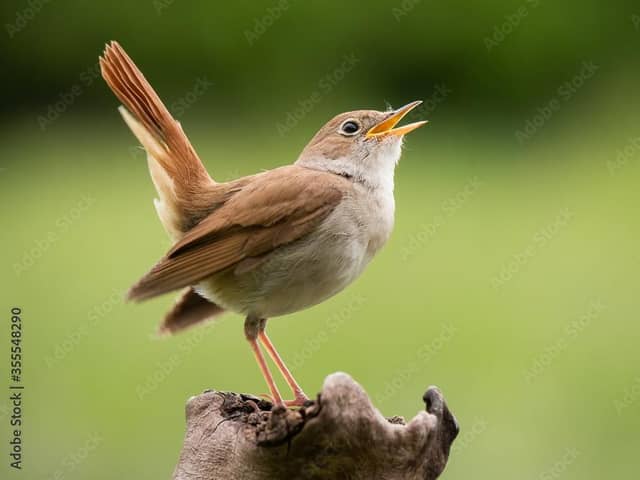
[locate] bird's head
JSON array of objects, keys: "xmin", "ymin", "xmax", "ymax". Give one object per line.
[{"xmin": 296, "ymin": 101, "xmax": 427, "ymax": 190}]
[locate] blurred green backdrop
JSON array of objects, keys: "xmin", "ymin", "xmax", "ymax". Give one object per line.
[{"xmin": 2, "ymin": 1, "xmax": 640, "ymax": 479}]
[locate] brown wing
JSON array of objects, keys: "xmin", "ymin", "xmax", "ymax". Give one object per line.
[{"xmin": 127, "ymin": 166, "xmax": 351, "ymax": 301}]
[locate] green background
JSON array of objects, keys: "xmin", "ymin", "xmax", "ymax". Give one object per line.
[{"xmin": 1, "ymin": 1, "xmax": 639, "ymax": 478}]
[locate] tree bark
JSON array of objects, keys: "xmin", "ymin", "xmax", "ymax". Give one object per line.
[{"xmin": 172, "ymin": 372, "xmax": 459, "ymax": 480}]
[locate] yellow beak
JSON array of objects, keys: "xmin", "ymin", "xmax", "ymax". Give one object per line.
[{"xmin": 366, "ymin": 100, "xmax": 428, "ymax": 138}]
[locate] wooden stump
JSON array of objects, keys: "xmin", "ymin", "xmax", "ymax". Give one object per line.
[{"xmin": 173, "ymin": 372, "xmax": 459, "ymax": 479}]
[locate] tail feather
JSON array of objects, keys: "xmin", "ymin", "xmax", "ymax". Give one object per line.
[
  {"xmin": 159, "ymin": 288, "xmax": 225, "ymax": 335},
  {"xmin": 100, "ymin": 41, "xmax": 214, "ymax": 238},
  {"xmin": 118, "ymin": 107, "xmax": 185, "ymax": 237}
]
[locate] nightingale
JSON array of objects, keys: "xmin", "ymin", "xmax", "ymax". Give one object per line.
[{"xmin": 100, "ymin": 41, "xmax": 427, "ymax": 406}]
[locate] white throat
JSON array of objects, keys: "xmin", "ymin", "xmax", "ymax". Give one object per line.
[{"xmin": 298, "ymin": 138, "xmax": 402, "ymax": 193}]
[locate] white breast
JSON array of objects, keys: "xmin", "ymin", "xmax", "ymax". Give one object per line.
[{"xmin": 197, "ymin": 184, "xmax": 395, "ymax": 319}]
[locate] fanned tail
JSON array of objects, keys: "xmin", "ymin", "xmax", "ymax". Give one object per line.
[{"xmin": 100, "ymin": 41, "xmax": 214, "ymax": 238}]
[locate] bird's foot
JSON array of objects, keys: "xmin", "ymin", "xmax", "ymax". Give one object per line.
[
  {"xmin": 258, "ymin": 392, "xmax": 309, "ymax": 408},
  {"xmin": 283, "ymin": 391, "xmax": 310, "ymax": 408}
]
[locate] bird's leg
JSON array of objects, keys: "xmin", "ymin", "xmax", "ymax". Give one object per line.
[
  {"xmin": 244, "ymin": 316, "xmax": 283, "ymax": 405},
  {"xmin": 258, "ymin": 326, "xmax": 309, "ymax": 407}
]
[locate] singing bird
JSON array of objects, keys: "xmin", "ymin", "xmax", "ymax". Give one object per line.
[{"xmin": 100, "ymin": 41, "xmax": 427, "ymax": 406}]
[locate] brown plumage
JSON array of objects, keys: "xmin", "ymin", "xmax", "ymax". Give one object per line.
[
  {"xmin": 127, "ymin": 166, "xmax": 347, "ymax": 301},
  {"xmin": 100, "ymin": 42, "xmax": 348, "ymax": 327},
  {"xmin": 100, "ymin": 41, "xmax": 426, "ymax": 406},
  {"xmin": 100, "ymin": 42, "xmax": 213, "ymax": 209},
  {"xmin": 160, "ymin": 288, "xmax": 225, "ymax": 334}
]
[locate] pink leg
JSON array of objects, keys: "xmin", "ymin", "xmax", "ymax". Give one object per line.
[
  {"xmin": 247, "ymin": 337, "xmax": 283, "ymax": 405},
  {"xmin": 258, "ymin": 330, "xmax": 309, "ymax": 406}
]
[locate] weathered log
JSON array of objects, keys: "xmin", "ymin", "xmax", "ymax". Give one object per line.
[{"xmin": 173, "ymin": 372, "xmax": 458, "ymax": 479}]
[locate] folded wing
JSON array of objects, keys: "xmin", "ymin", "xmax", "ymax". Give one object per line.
[{"xmin": 127, "ymin": 166, "xmax": 351, "ymax": 301}]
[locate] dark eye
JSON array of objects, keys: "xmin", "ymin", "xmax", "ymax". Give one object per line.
[{"xmin": 340, "ymin": 120, "xmax": 360, "ymax": 135}]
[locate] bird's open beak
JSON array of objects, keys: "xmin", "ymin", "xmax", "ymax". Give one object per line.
[{"xmin": 366, "ymin": 100, "xmax": 428, "ymax": 138}]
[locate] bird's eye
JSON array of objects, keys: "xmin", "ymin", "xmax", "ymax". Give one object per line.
[{"xmin": 340, "ymin": 120, "xmax": 360, "ymax": 136}]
